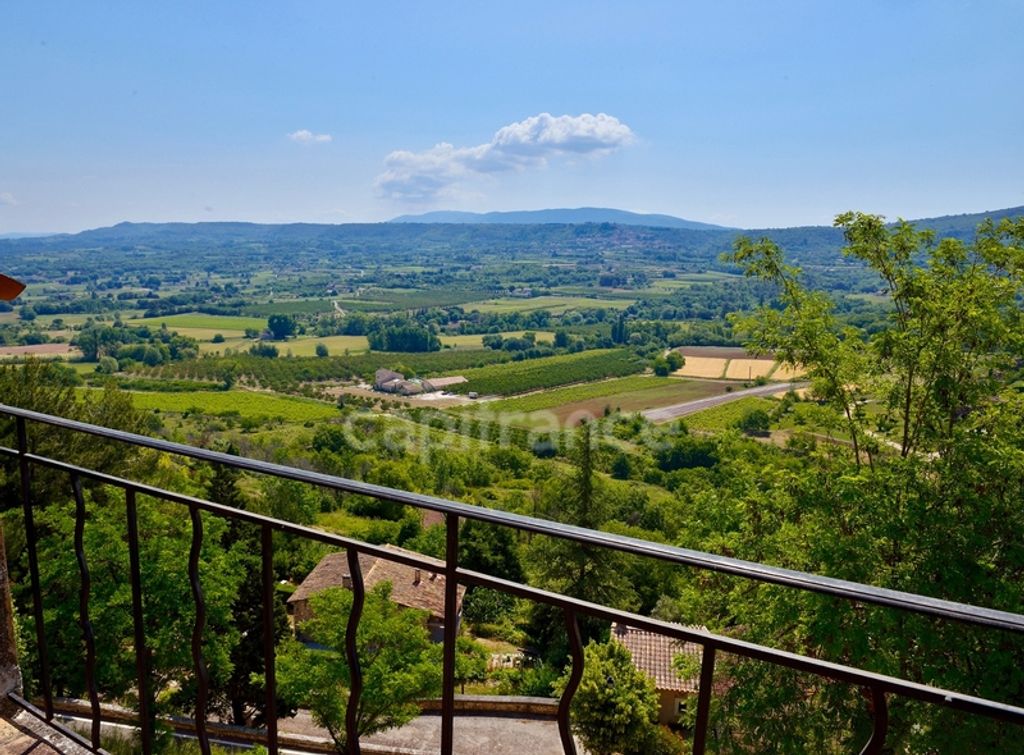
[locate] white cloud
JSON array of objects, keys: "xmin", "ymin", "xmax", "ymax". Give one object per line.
[
  {"xmin": 288, "ymin": 129, "xmax": 333, "ymax": 144},
  {"xmin": 0, "ymin": 192, "xmax": 19, "ymax": 207},
  {"xmin": 375, "ymin": 112, "xmax": 634, "ymax": 202}
]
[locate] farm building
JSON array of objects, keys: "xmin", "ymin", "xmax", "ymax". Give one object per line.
[
  {"xmin": 288, "ymin": 545, "xmax": 466, "ymax": 643},
  {"xmin": 611, "ymin": 622, "xmax": 704, "ymax": 725},
  {"xmin": 373, "ymin": 368, "xmax": 404, "ymax": 390},
  {"xmin": 373, "ymin": 368, "xmax": 466, "ymax": 395}
]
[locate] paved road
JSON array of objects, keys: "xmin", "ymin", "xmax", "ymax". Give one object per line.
[
  {"xmin": 281, "ymin": 710, "xmax": 569, "ymax": 754},
  {"xmin": 642, "ymin": 381, "xmax": 808, "ymax": 423}
]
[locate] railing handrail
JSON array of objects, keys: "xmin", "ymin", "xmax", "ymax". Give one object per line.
[
  {"xmin": 2, "ymin": 402, "xmax": 1022, "ymax": 634},
  {"xmin": 3, "ymin": 402, "xmax": 1024, "ymax": 755}
]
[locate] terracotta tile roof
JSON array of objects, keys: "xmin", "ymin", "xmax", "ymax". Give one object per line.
[
  {"xmin": 611, "ymin": 622, "xmax": 705, "ymax": 693},
  {"xmin": 287, "ymin": 551, "xmax": 376, "ymax": 605},
  {"xmin": 288, "ymin": 545, "xmax": 465, "ymax": 620}
]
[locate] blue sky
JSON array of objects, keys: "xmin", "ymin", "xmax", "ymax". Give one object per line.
[{"xmin": 1, "ymin": 1, "xmax": 1022, "ymax": 232}]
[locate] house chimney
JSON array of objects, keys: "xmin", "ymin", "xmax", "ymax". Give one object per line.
[
  {"xmin": 414, "ymin": 569, "xmax": 421, "ymax": 585},
  {"xmin": 342, "ymin": 573, "xmax": 352, "ymax": 589}
]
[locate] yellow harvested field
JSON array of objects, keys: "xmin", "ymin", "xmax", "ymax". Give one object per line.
[
  {"xmin": 725, "ymin": 358, "xmax": 776, "ymax": 380},
  {"xmin": 771, "ymin": 363, "xmax": 806, "ymax": 380},
  {"xmin": 672, "ymin": 356, "xmax": 728, "ymax": 379}
]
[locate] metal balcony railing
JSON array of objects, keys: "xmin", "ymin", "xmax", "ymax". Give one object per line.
[{"xmin": 1, "ymin": 403, "xmax": 1023, "ymax": 754}]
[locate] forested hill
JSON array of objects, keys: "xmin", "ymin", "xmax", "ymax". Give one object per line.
[
  {"xmin": 389, "ymin": 207, "xmax": 734, "ymax": 230},
  {"xmin": 2, "ymin": 206, "xmax": 1020, "ymax": 270}
]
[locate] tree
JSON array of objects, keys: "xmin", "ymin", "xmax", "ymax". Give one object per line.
[
  {"xmin": 267, "ymin": 314, "xmax": 297, "ymax": 341},
  {"xmin": 366, "ymin": 319, "xmax": 440, "ymax": 352},
  {"xmin": 459, "ymin": 518, "xmax": 525, "ymax": 626},
  {"xmin": 706, "ymin": 214, "xmax": 1024, "ymax": 751},
  {"xmin": 276, "ymin": 584, "xmax": 442, "ymax": 752},
  {"xmin": 527, "ymin": 423, "xmax": 636, "ymax": 659},
  {"xmin": 460, "ymin": 518, "xmax": 524, "ymax": 582},
  {"xmin": 610, "ymin": 452, "xmax": 632, "ymax": 480},
  {"xmin": 735, "ymin": 407, "xmax": 770, "ymax": 436},
  {"xmin": 0, "ymin": 361, "xmax": 149, "ymax": 510},
  {"xmin": 96, "ymin": 355, "xmax": 119, "ymax": 374},
  {"xmin": 315, "ymin": 342, "xmax": 329, "ymax": 357},
  {"xmin": 610, "ymin": 313, "xmax": 629, "ymax": 344},
  {"xmin": 249, "ymin": 342, "xmax": 279, "ymax": 358},
  {"xmin": 555, "ymin": 638, "xmax": 661, "ymax": 755},
  {"xmin": 28, "ymin": 494, "xmax": 244, "ymax": 714},
  {"xmin": 453, "ymin": 636, "xmax": 488, "ymax": 693}
]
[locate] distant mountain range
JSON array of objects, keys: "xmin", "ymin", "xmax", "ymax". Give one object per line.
[
  {"xmin": 1, "ymin": 206, "xmax": 1020, "ymax": 272},
  {"xmin": 390, "ymin": 207, "xmax": 734, "ymax": 230}
]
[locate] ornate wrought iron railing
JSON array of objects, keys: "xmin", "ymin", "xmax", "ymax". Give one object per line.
[{"xmin": 1, "ymin": 403, "xmax": 1023, "ymax": 754}]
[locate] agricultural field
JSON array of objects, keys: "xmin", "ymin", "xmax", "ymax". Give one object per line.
[
  {"xmin": 0, "ymin": 343, "xmax": 81, "ymax": 359},
  {"xmin": 242, "ymin": 299, "xmax": 335, "ymax": 317},
  {"xmin": 446, "ymin": 349, "xmax": 642, "ymax": 396},
  {"xmin": 684, "ymin": 396, "xmax": 777, "ymax": 431},
  {"xmin": 36, "ymin": 312, "xmax": 141, "ymax": 327},
  {"xmin": 280, "ymin": 335, "xmax": 370, "ymax": 356},
  {"xmin": 126, "ymin": 313, "xmax": 267, "ymax": 338},
  {"xmin": 197, "ymin": 337, "xmax": 250, "ymax": 355},
  {"xmin": 466, "ymin": 375, "xmax": 733, "ymax": 428},
  {"xmin": 770, "ymin": 363, "xmax": 806, "ymax": 380},
  {"xmin": 641, "ymin": 272, "xmax": 745, "ymax": 293},
  {"xmin": 673, "ymin": 357, "xmax": 729, "ymax": 379},
  {"xmin": 142, "ymin": 349, "xmax": 519, "ymax": 392},
  {"xmin": 725, "ymin": 358, "xmax": 777, "ymax": 381},
  {"xmin": 125, "ymin": 313, "xmax": 268, "ymax": 333},
  {"xmin": 670, "ymin": 347, "xmax": 805, "ymax": 381},
  {"xmin": 334, "ymin": 288, "xmax": 496, "ymax": 312},
  {"xmin": 439, "ymin": 330, "xmax": 554, "ymax": 348},
  {"xmin": 113, "ymin": 388, "xmax": 338, "ymax": 422},
  {"xmin": 464, "ymin": 295, "xmax": 635, "ymax": 314}
]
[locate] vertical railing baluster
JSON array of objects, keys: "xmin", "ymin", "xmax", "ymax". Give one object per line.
[
  {"xmin": 16, "ymin": 417, "xmax": 52, "ymax": 719},
  {"xmin": 440, "ymin": 513, "xmax": 459, "ymax": 755},
  {"xmin": 71, "ymin": 474, "xmax": 101, "ymax": 749},
  {"xmin": 858, "ymin": 686, "xmax": 889, "ymax": 755},
  {"xmin": 125, "ymin": 488, "xmax": 154, "ymax": 755},
  {"xmin": 261, "ymin": 524, "xmax": 279, "ymax": 755},
  {"xmin": 692, "ymin": 644, "xmax": 717, "ymax": 755},
  {"xmin": 344, "ymin": 547, "xmax": 365, "ymax": 755},
  {"xmin": 557, "ymin": 608, "xmax": 583, "ymax": 755},
  {"xmin": 188, "ymin": 503, "xmax": 211, "ymax": 755}
]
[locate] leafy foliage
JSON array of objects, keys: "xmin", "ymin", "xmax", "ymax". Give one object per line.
[
  {"xmin": 555, "ymin": 638, "xmax": 664, "ymax": 755},
  {"xmin": 267, "ymin": 314, "xmax": 297, "ymax": 340},
  {"xmin": 448, "ymin": 349, "xmax": 642, "ymax": 396},
  {"xmin": 276, "ymin": 584, "xmax": 442, "ymax": 752}
]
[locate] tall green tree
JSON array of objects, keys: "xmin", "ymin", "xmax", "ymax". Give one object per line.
[
  {"xmin": 276, "ymin": 584, "xmax": 442, "ymax": 752},
  {"xmin": 27, "ymin": 493, "xmax": 244, "ymax": 713},
  {"xmin": 702, "ymin": 214, "xmax": 1024, "ymax": 751},
  {"xmin": 266, "ymin": 314, "xmax": 297, "ymax": 341},
  {"xmin": 555, "ymin": 638, "xmax": 667, "ymax": 755},
  {"xmin": 205, "ymin": 454, "xmax": 292, "ymax": 727},
  {"xmin": 527, "ymin": 422, "xmax": 636, "ymax": 660}
]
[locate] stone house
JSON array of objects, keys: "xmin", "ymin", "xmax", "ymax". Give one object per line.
[{"xmin": 288, "ymin": 545, "xmax": 466, "ymax": 643}]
